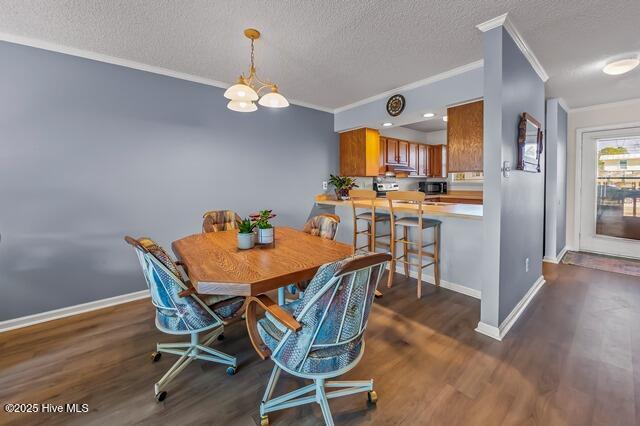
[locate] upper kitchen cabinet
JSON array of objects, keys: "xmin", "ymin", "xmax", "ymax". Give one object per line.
[
  {"xmin": 383, "ymin": 138, "xmax": 409, "ymax": 166},
  {"xmin": 447, "ymin": 100, "xmax": 483, "ymax": 172},
  {"xmin": 428, "ymin": 145, "xmax": 446, "ymax": 177},
  {"xmin": 340, "ymin": 128, "xmax": 380, "ymax": 177},
  {"xmin": 417, "ymin": 144, "xmax": 428, "ymax": 176},
  {"xmin": 408, "ymin": 143, "xmax": 418, "ymax": 176}
]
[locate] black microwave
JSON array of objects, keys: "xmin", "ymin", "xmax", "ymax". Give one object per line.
[{"xmin": 419, "ymin": 181, "xmax": 447, "ymax": 195}]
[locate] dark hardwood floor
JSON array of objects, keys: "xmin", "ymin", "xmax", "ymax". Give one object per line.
[{"xmin": 1, "ymin": 262, "xmax": 639, "ymax": 425}]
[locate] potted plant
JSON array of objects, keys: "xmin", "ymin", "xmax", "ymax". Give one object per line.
[
  {"xmin": 329, "ymin": 174, "xmax": 359, "ymax": 200},
  {"xmin": 237, "ymin": 218, "xmax": 256, "ymax": 250},
  {"xmin": 251, "ymin": 209, "xmax": 277, "ymax": 244}
]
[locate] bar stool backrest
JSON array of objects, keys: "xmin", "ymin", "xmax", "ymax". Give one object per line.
[
  {"xmin": 387, "ymin": 190, "xmax": 426, "ymax": 228},
  {"xmin": 348, "ymin": 188, "xmax": 378, "ymax": 220}
]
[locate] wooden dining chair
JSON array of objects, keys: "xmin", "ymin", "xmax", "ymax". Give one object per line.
[
  {"xmin": 202, "ymin": 210, "xmax": 242, "ymax": 233},
  {"xmin": 386, "ymin": 191, "xmax": 441, "ymax": 298}
]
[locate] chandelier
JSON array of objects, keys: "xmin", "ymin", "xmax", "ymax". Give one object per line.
[{"xmin": 224, "ymin": 28, "xmax": 289, "ymax": 112}]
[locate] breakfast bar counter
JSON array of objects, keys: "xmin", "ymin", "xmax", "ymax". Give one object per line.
[
  {"xmin": 311, "ymin": 195, "xmax": 484, "ymax": 298},
  {"xmin": 315, "ymin": 197, "xmax": 483, "ymax": 220}
]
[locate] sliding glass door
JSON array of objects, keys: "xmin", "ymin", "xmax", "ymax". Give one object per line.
[{"xmin": 580, "ymin": 127, "xmax": 640, "ymax": 258}]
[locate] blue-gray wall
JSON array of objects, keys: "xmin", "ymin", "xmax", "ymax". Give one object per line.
[
  {"xmin": 334, "ymin": 66, "xmax": 483, "ymax": 132},
  {"xmin": 481, "ymin": 27, "xmax": 546, "ymax": 326},
  {"xmin": 544, "ymin": 99, "xmax": 568, "ymax": 259},
  {"xmin": 0, "ymin": 41, "xmax": 337, "ymax": 321}
]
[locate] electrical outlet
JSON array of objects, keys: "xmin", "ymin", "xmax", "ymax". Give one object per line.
[
  {"xmin": 322, "ymin": 181, "xmax": 328, "ymax": 190},
  {"xmin": 525, "ymin": 257, "xmax": 530, "ymax": 272}
]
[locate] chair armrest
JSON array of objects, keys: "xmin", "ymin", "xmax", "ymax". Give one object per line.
[
  {"xmin": 178, "ymin": 286, "xmax": 197, "ymax": 298},
  {"xmin": 175, "ymin": 260, "xmax": 189, "ymax": 274},
  {"xmin": 247, "ymin": 295, "xmax": 301, "ymax": 332}
]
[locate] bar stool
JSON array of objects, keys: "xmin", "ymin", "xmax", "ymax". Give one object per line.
[
  {"xmin": 349, "ymin": 189, "xmax": 392, "ymax": 254},
  {"xmin": 349, "ymin": 189, "xmax": 391, "ymax": 299},
  {"xmin": 387, "ymin": 191, "xmax": 441, "ymax": 298}
]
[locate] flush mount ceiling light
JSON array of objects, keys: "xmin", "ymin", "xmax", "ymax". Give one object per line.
[
  {"xmin": 442, "ymin": 116, "xmax": 448, "ymax": 122},
  {"xmin": 224, "ymin": 28, "xmax": 289, "ymax": 112},
  {"xmin": 603, "ymin": 57, "xmax": 640, "ymax": 75},
  {"xmin": 423, "ymin": 112, "xmax": 435, "ymax": 118},
  {"xmin": 382, "ymin": 122, "xmax": 393, "ymax": 127}
]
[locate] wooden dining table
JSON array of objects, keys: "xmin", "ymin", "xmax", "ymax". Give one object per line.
[{"xmin": 172, "ymin": 226, "xmax": 353, "ymax": 358}]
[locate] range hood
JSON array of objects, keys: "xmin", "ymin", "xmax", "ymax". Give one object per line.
[{"xmin": 387, "ymin": 164, "xmax": 416, "ymax": 173}]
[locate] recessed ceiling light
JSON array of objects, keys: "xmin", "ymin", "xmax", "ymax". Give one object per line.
[
  {"xmin": 442, "ymin": 116, "xmax": 448, "ymax": 122},
  {"xmin": 382, "ymin": 122, "xmax": 393, "ymax": 127},
  {"xmin": 423, "ymin": 112, "xmax": 435, "ymax": 118},
  {"xmin": 603, "ymin": 57, "xmax": 639, "ymax": 75}
]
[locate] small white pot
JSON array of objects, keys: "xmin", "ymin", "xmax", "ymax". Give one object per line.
[
  {"xmin": 257, "ymin": 227, "xmax": 274, "ymax": 244},
  {"xmin": 237, "ymin": 232, "xmax": 255, "ymax": 250}
]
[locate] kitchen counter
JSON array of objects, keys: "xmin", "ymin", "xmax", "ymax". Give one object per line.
[
  {"xmin": 315, "ymin": 196, "xmax": 483, "ymax": 220},
  {"xmin": 427, "ymin": 190, "xmax": 483, "ymax": 201},
  {"xmin": 310, "ymin": 194, "xmax": 484, "ymax": 298}
]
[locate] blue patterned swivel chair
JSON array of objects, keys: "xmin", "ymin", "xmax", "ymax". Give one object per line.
[
  {"xmin": 251, "ymin": 252, "xmax": 390, "ymax": 426},
  {"xmin": 125, "ymin": 236, "xmax": 239, "ymax": 402}
]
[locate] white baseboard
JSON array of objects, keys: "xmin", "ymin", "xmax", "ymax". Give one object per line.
[
  {"xmin": 389, "ymin": 264, "xmax": 481, "ymax": 299},
  {"xmin": 475, "ymin": 275, "xmax": 545, "ymax": 341},
  {"xmin": 0, "ymin": 290, "xmax": 149, "ymax": 333},
  {"xmin": 475, "ymin": 322, "xmax": 502, "ymax": 340},
  {"xmin": 543, "ymin": 246, "xmax": 568, "ymax": 264}
]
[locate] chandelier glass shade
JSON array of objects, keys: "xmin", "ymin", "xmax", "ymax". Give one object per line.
[{"xmin": 225, "ymin": 29, "xmax": 289, "ymax": 112}]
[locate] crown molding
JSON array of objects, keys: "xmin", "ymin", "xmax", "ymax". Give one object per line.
[
  {"xmin": 333, "ymin": 59, "xmax": 484, "ymax": 114},
  {"xmin": 0, "ymin": 32, "xmax": 334, "ymax": 114},
  {"xmin": 476, "ymin": 13, "xmax": 549, "ymax": 82}
]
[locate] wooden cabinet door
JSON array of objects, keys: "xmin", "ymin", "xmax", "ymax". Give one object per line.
[
  {"xmin": 397, "ymin": 140, "xmax": 409, "ymax": 165},
  {"xmin": 339, "ymin": 128, "xmax": 381, "ymax": 176},
  {"xmin": 418, "ymin": 144, "xmax": 428, "ymax": 176},
  {"xmin": 429, "ymin": 145, "xmax": 443, "ymax": 177},
  {"xmin": 385, "ymin": 138, "xmax": 398, "ymax": 164},
  {"xmin": 408, "ymin": 143, "xmax": 418, "ymax": 175},
  {"xmin": 447, "ymin": 100, "xmax": 483, "ymax": 172},
  {"xmin": 379, "ymin": 137, "xmax": 387, "ymax": 175}
]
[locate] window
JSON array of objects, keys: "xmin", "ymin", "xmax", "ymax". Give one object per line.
[{"xmin": 620, "ymin": 159, "xmax": 628, "ymax": 169}]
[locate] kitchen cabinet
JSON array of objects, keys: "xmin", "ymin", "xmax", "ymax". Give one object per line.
[
  {"xmin": 397, "ymin": 141, "xmax": 409, "ymax": 165},
  {"xmin": 385, "ymin": 138, "xmax": 398, "ymax": 164},
  {"xmin": 340, "ymin": 128, "xmax": 447, "ymax": 177},
  {"xmin": 339, "ymin": 128, "xmax": 380, "ymax": 177},
  {"xmin": 417, "ymin": 144, "xmax": 428, "ymax": 176},
  {"xmin": 384, "ymin": 138, "xmax": 409, "ymax": 166},
  {"xmin": 408, "ymin": 143, "xmax": 418, "ymax": 176},
  {"xmin": 447, "ymin": 100, "xmax": 483, "ymax": 172},
  {"xmin": 428, "ymin": 145, "xmax": 445, "ymax": 178},
  {"xmin": 379, "ymin": 138, "xmax": 387, "ymax": 175}
]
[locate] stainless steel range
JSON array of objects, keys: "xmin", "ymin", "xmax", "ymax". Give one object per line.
[{"xmin": 373, "ymin": 181, "xmax": 399, "ymax": 197}]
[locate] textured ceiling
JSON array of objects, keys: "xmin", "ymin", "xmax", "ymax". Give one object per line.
[{"xmin": 0, "ymin": 0, "xmax": 639, "ymax": 110}]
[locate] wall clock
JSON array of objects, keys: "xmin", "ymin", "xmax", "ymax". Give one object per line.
[{"xmin": 386, "ymin": 94, "xmax": 405, "ymax": 117}]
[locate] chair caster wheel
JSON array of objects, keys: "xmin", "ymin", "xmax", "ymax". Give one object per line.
[
  {"xmin": 226, "ymin": 366, "xmax": 237, "ymax": 375},
  {"xmin": 367, "ymin": 390, "xmax": 378, "ymax": 404},
  {"xmin": 151, "ymin": 351, "xmax": 161, "ymax": 362},
  {"xmin": 217, "ymin": 333, "xmax": 225, "ymax": 341},
  {"xmin": 155, "ymin": 391, "xmax": 167, "ymax": 402},
  {"xmin": 260, "ymin": 415, "xmax": 269, "ymax": 426}
]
